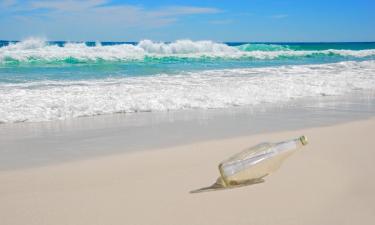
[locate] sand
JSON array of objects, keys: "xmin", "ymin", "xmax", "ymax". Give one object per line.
[{"xmin": 1, "ymin": 118, "xmax": 375, "ymax": 225}]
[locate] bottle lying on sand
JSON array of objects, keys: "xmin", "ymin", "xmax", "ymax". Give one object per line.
[{"xmin": 191, "ymin": 136, "xmax": 308, "ymax": 193}]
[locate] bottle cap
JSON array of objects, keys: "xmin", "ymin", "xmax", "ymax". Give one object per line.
[{"xmin": 299, "ymin": 135, "xmax": 308, "ymax": 145}]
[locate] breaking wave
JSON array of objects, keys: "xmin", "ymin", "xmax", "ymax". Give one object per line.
[
  {"xmin": 1, "ymin": 38, "xmax": 375, "ymax": 65},
  {"xmin": 1, "ymin": 60, "xmax": 374, "ymax": 123}
]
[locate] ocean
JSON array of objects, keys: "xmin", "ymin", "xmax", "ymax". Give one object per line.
[{"xmin": 0, "ymin": 38, "xmax": 375, "ymax": 123}]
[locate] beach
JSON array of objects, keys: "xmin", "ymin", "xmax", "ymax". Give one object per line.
[
  {"xmin": 1, "ymin": 117, "xmax": 374, "ymax": 225},
  {"xmin": 1, "ymin": 1, "xmax": 375, "ymax": 224},
  {"xmin": 1, "ymin": 39, "xmax": 375, "ymax": 225}
]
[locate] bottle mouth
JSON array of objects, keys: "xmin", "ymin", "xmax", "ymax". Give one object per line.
[{"xmin": 299, "ymin": 135, "xmax": 308, "ymax": 145}]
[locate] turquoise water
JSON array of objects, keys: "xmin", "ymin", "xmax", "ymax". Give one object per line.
[
  {"xmin": 1, "ymin": 40, "xmax": 375, "ymax": 82},
  {"xmin": 0, "ymin": 38, "xmax": 375, "ymax": 123}
]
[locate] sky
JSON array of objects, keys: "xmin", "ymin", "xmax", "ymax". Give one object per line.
[{"xmin": 0, "ymin": 0, "xmax": 374, "ymax": 42}]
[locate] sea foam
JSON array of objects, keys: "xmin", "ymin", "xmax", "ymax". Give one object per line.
[
  {"xmin": 1, "ymin": 38, "xmax": 375, "ymax": 64},
  {"xmin": 1, "ymin": 60, "xmax": 374, "ymax": 123}
]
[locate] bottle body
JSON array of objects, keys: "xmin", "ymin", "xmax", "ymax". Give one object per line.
[{"xmin": 218, "ymin": 136, "xmax": 307, "ymax": 187}]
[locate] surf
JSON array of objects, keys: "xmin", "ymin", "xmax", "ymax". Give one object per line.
[
  {"xmin": 1, "ymin": 60, "xmax": 374, "ymax": 123},
  {"xmin": 1, "ymin": 38, "xmax": 375, "ymax": 66}
]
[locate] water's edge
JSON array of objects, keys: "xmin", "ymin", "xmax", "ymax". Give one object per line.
[{"xmin": 0, "ymin": 91, "xmax": 374, "ymax": 171}]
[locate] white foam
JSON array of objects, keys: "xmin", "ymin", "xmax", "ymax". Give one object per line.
[
  {"xmin": 1, "ymin": 38, "xmax": 375, "ymax": 62},
  {"xmin": 1, "ymin": 60, "xmax": 375, "ymax": 123}
]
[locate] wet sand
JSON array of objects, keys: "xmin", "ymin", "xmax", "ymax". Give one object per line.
[{"xmin": 1, "ymin": 92, "xmax": 374, "ymax": 170}]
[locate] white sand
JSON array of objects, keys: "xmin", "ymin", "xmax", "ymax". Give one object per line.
[{"xmin": 1, "ymin": 118, "xmax": 375, "ymax": 225}]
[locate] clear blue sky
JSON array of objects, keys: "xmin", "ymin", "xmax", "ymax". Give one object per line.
[{"xmin": 1, "ymin": 0, "xmax": 374, "ymax": 42}]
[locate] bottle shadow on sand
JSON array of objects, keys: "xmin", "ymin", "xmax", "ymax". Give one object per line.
[{"xmin": 190, "ymin": 176, "xmax": 267, "ymax": 194}]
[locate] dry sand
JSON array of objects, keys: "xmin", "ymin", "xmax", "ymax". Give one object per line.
[{"xmin": 1, "ymin": 118, "xmax": 375, "ymax": 225}]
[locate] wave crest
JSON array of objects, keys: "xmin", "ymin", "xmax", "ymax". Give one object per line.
[
  {"xmin": 1, "ymin": 38, "xmax": 375, "ymax": 64},
  {"xmin": 138, "ymin": 39, "xmax": 237, "ymax": 54}
]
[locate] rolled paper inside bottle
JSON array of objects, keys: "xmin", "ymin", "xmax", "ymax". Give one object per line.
[{"xmin": 299, "ymin": 135, "xmax": 308, "ymax": 145}]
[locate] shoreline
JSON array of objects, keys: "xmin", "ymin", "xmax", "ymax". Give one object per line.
[
  {"xmin": 1, "ymin": 117, "xmax": 374, "ymax": 225},
  {"xmin": 1, "ymin": 91, "xmax": 374, "ymax": 170},
  {"xmin": 0, "ymin": 116, "xmax": 374, "ymax": 172}
]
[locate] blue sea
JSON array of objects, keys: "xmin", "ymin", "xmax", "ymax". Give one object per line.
[{"xmin": 0, "ymin": 38, "xmax": 375, "ymax": 123}]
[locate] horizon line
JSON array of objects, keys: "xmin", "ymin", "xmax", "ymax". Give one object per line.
[{"xmin": 1, "ymin": 39, "xmax": 375, "ymax": 44}]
